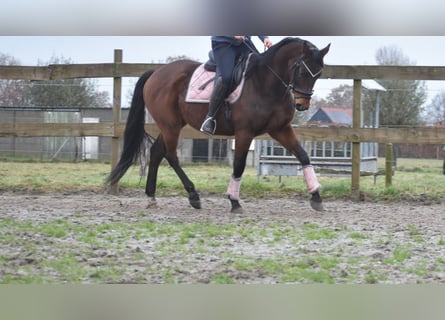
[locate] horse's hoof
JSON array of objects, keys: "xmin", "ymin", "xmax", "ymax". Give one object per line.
[
  {"xmin": 231, "ymin": 206, "xmax": 244, "ymax": 214},
  {"xmin": 146, "ymin": 201, "xmax": 159, "ymax": 209},
  {"xmin": 188, "ymin": 192, "xmax": 201, "ymax": 209},
  {"xmin": 310, "ymin": 199, "xmax": 324, "ymax": 212},
  {"xmin": 229, "ymin": 199, "xmax": 243, "ymax": 214},
  {"xmin": 189, "ymin": 199, "xmax": 201, "ymax": 209}
]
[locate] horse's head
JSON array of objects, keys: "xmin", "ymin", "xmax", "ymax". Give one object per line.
[{"xmin": 289, "ymin": 40, "xmax": 330, "ymax": 111}]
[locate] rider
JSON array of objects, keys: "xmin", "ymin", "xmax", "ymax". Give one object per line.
[{"xmin": 200, "ymin": 36, "xmax": 273, "ymax": 135}]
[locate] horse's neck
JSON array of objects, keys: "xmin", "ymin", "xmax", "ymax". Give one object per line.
[
  {"xmin": 255, "ymin": 50, "xmax": 297, "ymax": 93},
  {"xmin": 271, "ymin": 44, "xmax": 301, "ymax": 78}
]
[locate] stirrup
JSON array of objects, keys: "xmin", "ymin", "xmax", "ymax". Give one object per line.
[{"xmin": 200, "ymin": 117, "xmax": 216, "ymax": 135}]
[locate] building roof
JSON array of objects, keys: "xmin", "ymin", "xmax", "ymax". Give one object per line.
[{"xmin": 308, "ymin": 107, "xmax": 352, "ymax": 126}]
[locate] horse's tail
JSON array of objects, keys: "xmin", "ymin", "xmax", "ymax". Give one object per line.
[{"xmin": 106, "ymin": 70, "xmax": 155, "ymax": 185}]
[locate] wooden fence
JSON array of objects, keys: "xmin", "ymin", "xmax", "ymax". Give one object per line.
[{"xmin": 1, "ymin": 49, "xmax": 445, "ymax": 197}]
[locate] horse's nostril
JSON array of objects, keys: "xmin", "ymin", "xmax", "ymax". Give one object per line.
[{"xmin": 295, "ymin": 104, "xmax": 308, "ymax": 111}]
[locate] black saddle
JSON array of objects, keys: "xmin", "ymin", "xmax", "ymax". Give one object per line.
[
  {"xmin": 203, "ymin": 51, "xmax": 217, "ymax": 72},
  {"xmin": 203, "ymin": 51, "xmax": 251, "ymax": 93}
]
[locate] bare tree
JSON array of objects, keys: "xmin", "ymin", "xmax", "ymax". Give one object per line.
[
  {"xmin": 0, "ymin": 53, "xmax": 31, "ymax": 107},
  {"xmin": 307, "ymin": 95, "xmax": 327, "ymax": 111},
  {"xmin": 325, "ymin": 84, "xmax": 353, "ymax": 109},
  {"xmin": 363, "ymin": 45, "xmax": 427, "ymax": 127},
  {"xmin": 426, "ymin": 90, "xmax": 445, "ymax": 125},
  {"xmin": 30, "ymin": 55, "xmax": 110, "ymax": 108}
]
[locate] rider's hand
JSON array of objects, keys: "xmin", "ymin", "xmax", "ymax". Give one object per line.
[{"xmin": 263, "ymin": 38, "xmax": 273, "ymax": 48}]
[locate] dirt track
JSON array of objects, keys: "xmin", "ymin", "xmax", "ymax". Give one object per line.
[{"xmin": 1, "ymin": 191, "xmax": 444, "ymax": 283}]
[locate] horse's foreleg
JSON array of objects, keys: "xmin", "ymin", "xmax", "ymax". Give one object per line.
[
  {"xmin": 302, "ymin": 163, "xmax": 321, "ymax": 193},
  {"xmin": 294, "ymin": 144, "xmax": 324, "ymax": 211},
  {"xmin": 226, "ymin": 175, "xmax": 242, "ymax": 213},
  {"xmin": 270, "ymin": 128, "xmax": 324, "ymax": 211},
  {"xmin": 226, "ymin": 136, "xmax": 252, "ymax": 213}
]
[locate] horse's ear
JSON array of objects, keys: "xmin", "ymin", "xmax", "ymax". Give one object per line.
[{"xmin": 320, "ymin": 43, "xmax": 331, "ymax": 57}]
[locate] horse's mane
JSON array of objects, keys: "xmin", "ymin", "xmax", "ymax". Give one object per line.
[
  {"xmin": 246, "ymin": 37, "xmax": 323, "ymax": 78},
  {"xmin": 261, "ymin": 37, "xmax": 303, "ymax": 63}
]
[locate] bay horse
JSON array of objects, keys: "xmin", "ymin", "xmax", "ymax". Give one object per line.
[{"xmin": 107, "ymin": 37, "xmax": 330, "ymax": 213}]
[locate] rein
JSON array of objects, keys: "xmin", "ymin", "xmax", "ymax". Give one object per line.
[
  {"xmin": 242, "ymin": 38, "xmax": 323, "ymax": 102},
  {"xmin": 267, "ymin": 58, "xmax": 322, "ymax": 100}
]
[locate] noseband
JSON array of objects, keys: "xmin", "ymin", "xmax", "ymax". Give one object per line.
[
  {"xmin": 289, "ymin": 60, "xmax": 322, "ymax": 99},
  {"xmin": 267, "ymin": 57, "xmax": 323, "ymax": 101}
]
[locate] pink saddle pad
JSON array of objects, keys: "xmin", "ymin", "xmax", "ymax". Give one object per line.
[{"xmin": 185, "ymin": 56, "xmax": 251, "ymax": 104}]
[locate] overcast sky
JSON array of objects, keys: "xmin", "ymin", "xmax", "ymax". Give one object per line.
[{"xmin": 1, "ymin": 36, "xmax": 444, "ymax": 103}]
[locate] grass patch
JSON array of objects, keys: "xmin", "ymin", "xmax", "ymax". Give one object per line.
[
  {"xmin": 1, "ymin": 157, "xmax": 443, "ymax": 285},
  {"xmin": 1, "ymin": 158, "xmax": 444, "ymax": 201},
  {"xmin": 364, "ymin": 271, "xmax": 379, "ymax": 284},
  {"xmin": 0, "ymin": 274, "xmax": 46, "ymax": 284},
  {"xmin": 89, "ymin": 266, "xmax": 124, "ymax": 283},
  {"xmin": 348, "ymin": 232, "xmax": 369, "ymax": 239},
  {"xmin": 212, "ymin": 273, "xmax": 235, "ymax": 284},
  {"xmin": 406, "ymin": 265, "xmax": 429, "ymax": 277},
  {"xmin": 384, "ymin": 246, "xmax": 412, "ymax": 265},
  {"xmin": 393, "ymin": 247, "xmax": 411, "ymax": 263},
  {"xmin": 231, "ymin": 255, "xmax": 339, "ymax": 284},
  {"xmin": 39, "ymin": 219, "xmax": 70, "ymax": 238},
  {"xmin": 298, "ymin": 270, "xmax": 334, "ymax": 284},
  {"xmin": 303, "ymin": 228, "xmax": 337, "ymax": 241},
  {"xmin": 407, "ymin": 224, "xmax": 420, "ymax": 236},
  {"xmin": 321, "ymin": 180, "xmax": 351, "ymax": 198},
  {"xmin": 43, "ymin": 253, "xmax": 88, "ymax": 282}
]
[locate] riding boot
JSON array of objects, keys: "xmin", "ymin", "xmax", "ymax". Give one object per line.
[{"xmin": 200, "ymin": 77, "xmax": 228, "ymax": 135}]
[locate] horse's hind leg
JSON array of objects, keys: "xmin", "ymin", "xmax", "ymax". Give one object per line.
[
  {"xmin": 145, "ymin": 135, "xmax": 166, "ymax": 208},
  {"xmin": 165, "ymin": 154, "xmax": 201, "ymax": 209},
  {"xmin": 145, "ymin": 134, "xmax": 201, "ymax": 209},
  {"xmin": 160, "ymin": 131, "xmax": 201, "ymax": 209}
]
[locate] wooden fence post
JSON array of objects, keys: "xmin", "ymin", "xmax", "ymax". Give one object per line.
[
  {"xmin": 385, "ymin": 143, "xmax": 393, "ymax": 187},
  {"xmin": 110, "ymin": 49, "xmax": 122, "ymax": 194},
  {"xmin": 351, "ymin": 79, "xmax": 362, "ymax": 200}
]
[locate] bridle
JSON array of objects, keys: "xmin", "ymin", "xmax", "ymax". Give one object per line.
[
  {"xmin": 267, "ymin": 57, "xmax": 323, "ymax": 101},
  {"xmin": 241, "ymin": 39, "xmax": 323, "ymax": 109}
]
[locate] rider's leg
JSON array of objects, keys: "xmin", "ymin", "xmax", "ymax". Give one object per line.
[
  {"xmin": 200, "ymin": 76, "xmax": 228, "ymax": 135},
  {"xmin": 200, "ymin": 41, "xmax": 236, "ymax": 135}
]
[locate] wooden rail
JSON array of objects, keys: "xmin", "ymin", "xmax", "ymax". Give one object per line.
[
  {"xmin": 1, "ymin": 50, "xmax": 445, "ymax": 197},
  {"xmin": 0, "ymin": 63, "xmax": 164, "ymax": 80},
  {"xmin": 2, "ymin": 64, "xmax": 445, "ymax": 80},
  {"xmin": 1, "ymin": 123, "xmax": 444, "ymax": 145}
]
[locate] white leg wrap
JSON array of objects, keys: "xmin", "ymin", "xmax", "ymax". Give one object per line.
[
  {"xmin": 303, "ymin": 165, "xmax": 321, "ymax": 193},
  {"xmin": 225, "ymin": 175, "xmax": 242, "ymax": 200}
]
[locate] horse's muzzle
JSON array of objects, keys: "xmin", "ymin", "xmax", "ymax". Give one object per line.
[
  {"xmin": 295, "ymin": 103, "xmax": 309, "ymax": 111},
  {"xmin": 294, "ymin": 96, "xmax": 310, "ymax": 111},
  {"xmin": 292, "ymin": 89, "xmax": 312, "ymax": 111}
]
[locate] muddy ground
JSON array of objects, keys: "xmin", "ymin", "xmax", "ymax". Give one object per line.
[{"xmin": 1, "ymin": 190, "xmax": 444, "ymax": 283}]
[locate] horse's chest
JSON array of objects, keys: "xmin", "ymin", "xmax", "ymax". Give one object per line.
[
  {"xmin": 265, "ymin": 103, "xmax": 294, "ymax": 125},
  {"xmin": 248, "ymin": 104, "xmax": 294, "ymax": 132}
]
